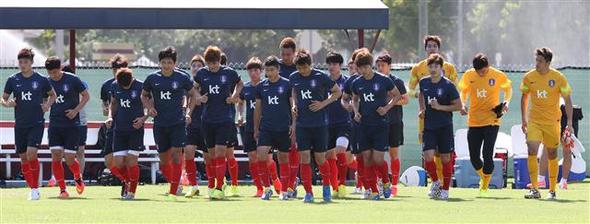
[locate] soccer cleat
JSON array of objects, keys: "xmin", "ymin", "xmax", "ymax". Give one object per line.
[
  {"xmin": 120, "ymin": 184, "xmax": 128, "ymax": 198},
  {"xmin": 280, "ymin": 192, "xmax": 290, "ymax": 200},
  {"xmin": 58, "ymin": 190, "xmax": 69, "ymax": 199},
  {"xmin": 353, "ymin": 187, "xmax": 363, "ymax": 194},
  {"xmin": 337, "ymin": 185, "xmax": 347, "ymax": 198},
  {"xmin": 74, "ymin": 178, "xmax": 85, "ymax": 195},
  {"xmin": 546, "ymin": 191, "xmax": 557, "ymax": 200},
  {"xmin": 123, "ymin": 192, "xmax": 135, "ymax": 200},
  {"xmin": 428, "ymin": 181, "xmax": 441, "ymax": 199},
  {"xmin": 211, "ymin": 189, "xmax": 225, "ymax": 200},
  {"xmin": 48, "ymin": 175, "xmax": 56, "ymax": 187},
  {"xmin": 261, "ymin": 188, "xmax": 273, "ymax": 200},
  {"xmin": 228, "ymin": 185, "xmax": 239, "ymax": 197},
  {"xmin": 176, "ymin": 185, "xmax": 184, "ymax": 196},
  {"xmin": 303, "ymin": 193, "xmax": 314, "ymax": 203},
  {"xmin": 186, "ymin": 186, "xmax": 200, "ymax": 198},
  {"xmin": 383, "ymin": 183, "xmax": 392, "ymax": 199},
  {"xmin": 377, "ymin": 179, "xmax": 384, "ymax": 197},
  {"xmin": 370, "ymin": 192, "xmax": 380, "ymax": 201},
  {"xmin": 29, "ymin": 188, "xmax": 40, "ymax": 201},
  {"xmin": 438, "ymin": 190, "xmax": 449, "ymax": 200},
  {"xmin": 391, "ymin": 185, "xmax": 398, "ymax": 197},
  {"xmin": 478, "ymin": 189, "xmax": 489, "ymax": 198},
  {"xmin": 254, "ymin": 189, "xmax": 264, "ymax": 197},
  {"xmin": 524, "ymin": 188, "xmax": 541, "ymax": 199},
  {"xmin": 273, "ymin": 178, "xmax": 282, "ymax": 194},
  {"xmin": 322, "ymin": 185, "xmax": 332, "ymax": 202},
  {"xmin": 286, "ymin": 188, "xmax": 296, "ymax": 199},
  {"xmin": 166, "ymin": 193, "xmax": 177, "ymax": 201},
  {"xmin": 291, "ymin": 177, "xmax": 300, "ymax": 198},
  {"xmin": 362, "ymin": 189, "xmax": 371, "ymax": 200},
  {"xmin": 559, "ymin": 179, "xmax": 568, "ymax": 190}
]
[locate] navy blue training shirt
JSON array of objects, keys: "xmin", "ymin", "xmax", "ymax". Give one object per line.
[
  {"xmin": 111, "ymin": 80, "xmax": 145, "ymax": 131},
  {"xmin": 351, "ymin": 72, "xmax": 395, "ymax": 126},
  {"xmin": 326, "ymin": 74, "xmax": 351, "ymax": 127},
  {"xmin": 240, "ymin": 81, "xmax": 259, "ymax": 133},
  {"xmin": 3, "ymin": 72, "xmax": 52, "ymax": 128},
  {"xmin": 256, "ymin": 77, "xmax": 292, "ymax": 132},
  {"xmin": 143, "ymin": 70, "xmax": 194, "ymax": 127},
  {"xmin": 289, "ymin": 69, "xmax": 335, "ymax": 128},
  {"xmin": 100, "ymin": 78, "xmax": 115, "ymax": 104},
  {"xmin": 49, "ymin": 72, "xmax": 87, "ymax": 127},
  {"xmin": 194, "ymin": 66, "xmax": 241, "ymax": 124},
  {"xmin": 388, "ymin": 74, "xmax": 407, "ymax": 124},
  {"xmin": 419, "ymin": 76, "xmax": 460, "ymax": 130},
  {"xmin": 279, "ymin": 61, "xmax": 297, "ymax": 79}
]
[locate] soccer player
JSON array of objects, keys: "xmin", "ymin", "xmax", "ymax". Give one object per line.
[
  {"xmin": 409, "ymin": 35, "xmax": 459, "ymax": 185},
  {"xmin": 458, "ymin": 53, "xmax": 512, "ymax": 197},
  {"xmin": 193, "ymin": 45, "xmax": 243, "ymax": 199},
  {"xmin": 101, "ymin": 55, "xmax": 128, "ymax": 189},
  {"xmin": 106, "ymin": 68, "xmax": 146, "ymax": 200},
  {"xmin": 278, "ymin": 37, "xmax": 300, "ymax": 195},
  {"xmin": 351, "ymin": 50, "xmax": 401, "ymax": 200},
  {"xmin": 1, "ymin": 48, "xmax": 55, "ymax": 200},
  {"xmin": 376, "ymin": 53, "xmax": 408, "ymax": 197},
  {"xmin": 419, "ymin": 54, "xmax": 462, "ymax": 200},
  {"xmin": 290, "ymin": 49, "xmax": 341, "ymax": 203},
  {"xmin": 184, "ymin": 54, "xmax": 206, "ymax": 198},
  {"xmin": 253, "ymin": 56, "xmax": 295, "ymax": 200},
  {"xmin": 520, "ymin": 47, "xmax": 573, "ymax": 200},
  {"xmin": 62, "ymin": 65, "xmax": 89, "ymax": 178},
  {"xmin": 45, "ymin": 56, "xmax": 90, "ymax": 198},
  {"xmin": 324, "ymin": 52, "xmax": 351, "ymax": 198},
  {"xmin": 141, "ymin": 47, "xmax": 197, "ymax": 201}
]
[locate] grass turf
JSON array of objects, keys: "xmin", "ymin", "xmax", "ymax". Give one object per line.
[{"xmin": 1, "ymin": 181, "xmax": 589, "ymax": 223}]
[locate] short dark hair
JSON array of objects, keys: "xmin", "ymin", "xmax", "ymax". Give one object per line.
[
  {"xmin": 264, "ymin": 56, "xmax": 280, "ymax": 68},
  {"xmin": 424, "ymin": 35, "xmax": 442, "ymax": 49},
  {"xmin": 325, "ymin": 52, "xmax": 344, "ymax": 64},
  {"xmin": 220, "ymin": 53, "xmax": 228, "ymax": 65},
  {"xmin": 294, "ymin": 49, "xmax": 312, "ymax": 66},
  {"xmin": 536, "ymin": 47, "xmax": 553, "ymax": 62},
  {"xmin": 246, "ymin": 57, "xmax": 262, "ymax": 70},
  {"xmin": 191, "ymin": 54, "xmax": 205, "ymax": 65},
  {"xmin": 17, "ymin": 48, "xmax": 34, "ymax": 61},
  {"xmin": 204, "ymin": 46, "xmax": 222, "ymax": 63},
  {"xmin": 61, "ymin": 65, "xmax": 74, "ymax": 73},
  {"xmin": 116, "ymin": 68, "xmax": 133, "ymax": 87},
  {"xmin": 355, "ymin": 49, "xmax": 373, "ymax": 67},
  {"xmin": 426, "ymin": 53, "xmax": 444, "ymax": 67},
  {"xmin": 472, "ymin": 53, "xmax": 489, "ymax": 70},
  {"xmin": 279, "ymin": 37, "xmax": 296, "ymax": 51},
  {"xmin": 158, "ymin": 46, "xmax": 177, "ymax": 62},
  {"xmin": 109, "ymin": 54, "xmax": 129, "ymax": 69},
  {"xmin": 44, "ymin": 56, "xmax": 61, "ymax": 70},
  {"xmin": 376, "ymin": 53, "xmax": 392, "ymax": 65}
]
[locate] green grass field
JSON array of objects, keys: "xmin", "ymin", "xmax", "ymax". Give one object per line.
[{"xmin": 2, "ymin": 181, "xmax": 589, "ymax": 223}]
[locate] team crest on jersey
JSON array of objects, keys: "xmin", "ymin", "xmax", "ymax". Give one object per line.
[
  {"xmin": 221, "ymin": 75, "xmax": 227, "ymax": 84},
  {"xmin": 32, "ymin": 81, "xmax": 38, "ymax": 89},
  {"xmin": 310, "ymin": 79, "xmax": 317, "ymax": 88},
  {"xmin": 373, "ymin": 83, "xmax": 380, "ymax": 91},
  {"xmin": 172, "ymin": 81, "xmax": 178, "ymax": 89},
  {"xmin": 488, "ymin": 79, "xmax": 495, "ymax": 86},
  {"xmin": 437, "ymin": 88, "xmax": 443, "ymax": 96},
  {"xmin": 278, "ymin": 86, "xmax": 284, "ymax": 94},
  {"xmin": 548, "ymin": 79, "xmax": 555, "ymax": 87},
  {"xmin": 63, "ymin": 84, "xmax": 69, "ymax": 92},
  {"xmin": 131, "ymin": 90, "xmax": 137, "ymax": 98}
]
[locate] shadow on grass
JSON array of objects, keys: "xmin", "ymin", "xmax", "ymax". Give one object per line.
[
  {"xmin": 47, "ymin": 197, "xmax": 91, "ymax": 200},
  {"xmin": 476, "ymin": 196, "xmax": 513, "ymax": 200},
  {"xmin": 444, "ymin": 198, "xmax": 473, "ymax": 202},
  {"xmin": 546, "ymin": 198, "xmax": 588, "ymax": 203},
  {"xmin": 108, "ymin": 198, "xmax": 155, "ymax": 202}
]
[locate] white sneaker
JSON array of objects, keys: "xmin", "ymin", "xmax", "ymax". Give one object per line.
[
  {"xmin": 428, "ymin": 181, "xmax": 441, "ymax": 199},
  {"xmin": 438, "ymin": 190, "xmax": 449, "ymax": 200},
  {"xmin": 362, "ymin": 189, "xmax": 371, "ymax": 199},
  {"xmin": 546, "ymin": 191, "xmax": 557, "ymax": 200},
  {"xmin": 377, "ymin": 179, "xmax": 384, "ymax": 197},
  {"xmin": 176, "ymin": 185, "xmax": 183, "ymax": 196},
  {"xmin": 352, "ymin": 187, "xmax": 362, "ymax": 194},
  {"xmin": 123, "ymin": 192, "xmax": 135, "ymax": 200},
  {"xmin": 29, "ymin": 188, "xmax": 40, "ymax": 200}
]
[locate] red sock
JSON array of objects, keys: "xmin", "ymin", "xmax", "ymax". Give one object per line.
[
  {"xmin": 214, "ymin": 157, "xmax": 227, "ymax": 190},
  {"xmin": 30, "ymin": 159, "xmax": 40, "ymax": 189},
  {"xmin": 121, "ymin": 166, "xmax": 129, "ymax": 182},
  {"xmin": 110, "ymin": 166, "xmax": 126, "ymax": 182},
  {"xmin": 300, "ymin": 163, "xmax": 313, "ymax": 194},
  {"xmin": 377, "ymin": 162, "xmax": 390, "ymax": 184},
  {"xmin": 328, "ymin": 158, "xmax": 339, "ymax": 190},
  {"xmin": 185, "ymin": 159, "xmax": 198, "ymax": 186},
  {"xmin": 68, "ymin": 159, "xmax": 81, "ymax": 180},
  {"xmin": 425, "ymin": 160, "xmax": 439, "ymax": 182},
  {"xmin": 159, "ymin": 163, "xmax": 171, "ymax": 182},
  {"xmin": 318, "ymin": 161, "xmax": 331, "ymax": 187},
  {"xmin": 279, "ymin": 163, "xmax": 290, "ymax": 192},
  {"xmin": 228, "ymin": 158, "xmax": 238, "ymax": 186},
  {"xmin": 288, "ymin": 146, "xmax": 299, "ymax": 189},
  {"xmin": 21, "ymin": 161, "xmax": 34, "ymax": 189},
  {"xmin": 348, "ymin": 159, "xmax": 358, "ymax": 170},
  {"xmin": 169, "ymin": 162, "xmax": 182, "ymax": 194},
  {"xmin": 442, "ymin": 160, "xmax": 453, "ymax": 190},
  {"xmin": 366, "ymin": 165, "xmax": 378, "ymax": 193},
  {"xmin": 206, "ymin": 161, "xmax": 215, "ymax": 189},
  {"xmin": 356, "ymin": 156, "xmax": 364, "ymax": 189},
  {"xmin": 267, "ymin": 160, "xmax": 278, "ymax": 181},
  {"xmin": 391, "ymin": 158, "xmax": 400, "ymax": 186},
  {"xmin": 52, "ymin": 160, "xmax": 66, "ymax": 191},
  {"xmin": 257, "ymin": 161, "xmax": 270, "ymax": 188},
  {"xmin": 128, "ymin": 165, "xmax": 140, "ymax": 194},
  {"xmin": 249, "ymin": 162, "xmax": 262, "ymax": 190},
  {"xmin": 336, "ymin": 153, "xmax": 348, "ymax": 185}
]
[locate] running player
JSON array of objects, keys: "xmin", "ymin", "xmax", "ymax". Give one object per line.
[
  {"xmin": 141, "ymin": 47, "xmax": 197, "ymax": 201},
  {"xmin": 419, "ymin": 54, "xmax": 462, "ymax": 200},
  {"xmin": 1, "ymin": 48, "xmax": 55, "ymax": 200},
  {"xmin": 45, "ymin": 56, "xmax": 90, "ymax": 198},
  {"xmin": 521, "ymin": 47, "xmax": 573, "ymax": 200},
  {"xmin": 458, "ymin": 53, "xmax": 512, "ymax": 197},
  {"xmin": 290, "ymin": 49, "xmax": 341, "ymax": 203}
]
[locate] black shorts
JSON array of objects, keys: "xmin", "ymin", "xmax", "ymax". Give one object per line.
[
  {"xmin": 14, "ymin": 125, "xmax": 44, "ymax": 154},
  {"xmin": 328, "ymin": 124, "xmax": 351, "ymax": 150},
  {"xmin": 358, "ymin": 123, "xmax": 389, "ymax": 152},
  {"xmin": 101, "ymin": 128, "xmax": 114, "ymax": 156},
  {"xmin": 388, "ymin": 122, "xmax": 404, "ymax": 148},
  {"xmin": 240, "ymin": 127, "xmax": 257, "ymax": 153},
  {"xmin": 258, "ymin": 129, "xmax": 290, "ymax": 152},
  {"xmin": 202, "ymin": 121, "xmax": 233, "ymax": 149},
  {"xmin": 227, "ymin": 124, "xmax": 239, "ymax": 148},
  {"xmin": 78, "ymin": 125, "xmax": 88, "ymax": 146},
  {"xmin": 422, "ymin": 125, "xmax": 454, "ymax": 153},
  {"xmin": 113, "ymin": 129, "xmax": 146, "ymax": 153},
  {"xmin": 349, "ymin": 122, "xmax": 361, "ymax": 154},
  {"xmin": 153, "ymin": 123, "xmax": 186, "ymax": 153},
  {"xmin": 186, "ymin": 126, "xmax": 206, "ymax": 151},
  {"xmin": 296, "ymin": 126, "xmax": 328, "ymax": 152},
  {"xmin": 48, "ymin": 126, "xmax": 80, "ymax": 152}
]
